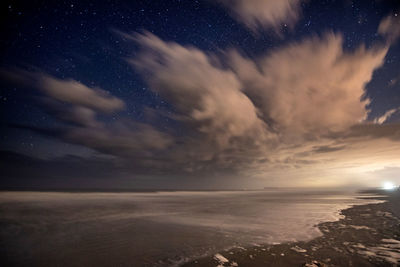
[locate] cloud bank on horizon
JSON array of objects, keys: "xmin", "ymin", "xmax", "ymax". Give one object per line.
[{"xmin": 2, "ymin": 2, "xmax": 400, "ymax": 188}]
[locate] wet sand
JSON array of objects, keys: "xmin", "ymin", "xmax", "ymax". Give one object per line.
[{"xmin": 183, "ymin": 191, "xmax": 400, "ymax": 267}]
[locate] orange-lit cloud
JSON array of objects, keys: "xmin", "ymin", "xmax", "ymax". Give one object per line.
[
  {"xmin": 130, "ymin": 32, "xmax": 273, "ymax": 148},
  {"xmin": 229, "ymin": 33, "xmax": 387, "ymax": 139}
]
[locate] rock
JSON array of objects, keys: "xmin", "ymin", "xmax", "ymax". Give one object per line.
[
  {"xmin": 291, "ymin": 245, "xmax": 307, "ymax": 253},
  {"xmin": 213, "ymin": 253, "xmax": 229, "ymax": 264},
  {"xmin": 303, "ymin": 260, "xmax": 326, "ymax": 267}
]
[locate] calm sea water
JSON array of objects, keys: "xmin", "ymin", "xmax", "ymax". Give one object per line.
[{"xmin": 0, "ymin": 190, "xmax": 383, "ymax": 266}]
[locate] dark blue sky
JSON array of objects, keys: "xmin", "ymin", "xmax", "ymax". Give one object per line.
[{"xmin": 1, "ymin": 0, "xmax": 399, "ymax": 189}]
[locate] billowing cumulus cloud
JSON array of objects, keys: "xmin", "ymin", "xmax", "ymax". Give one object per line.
[
  {"xmin": 129, "ymin": 32, "xmax": 387, "ymax": 144},
  {"xmin": 130, "ymin": 32, "xmax": 273, "ymax": 148},
  {"xmin": 118, "ymin": 31, "xmax": 397, "ymax": 182},
  {"xmin": 219, "ymin": 0, "xmax": 303, "ymax": 31},
  {"xmin": 229, "ymin": 33, "xmax": 388, "ymax": 139}
]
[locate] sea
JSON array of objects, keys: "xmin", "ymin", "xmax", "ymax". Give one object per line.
[{"xmin": 0, "ymin": 190, "xmax": 383, "ymax": 266}]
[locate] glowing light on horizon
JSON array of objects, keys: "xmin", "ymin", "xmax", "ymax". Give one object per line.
[{"xmin": 382, "ymin": 181, "xmax": 397, "ymax": 190}]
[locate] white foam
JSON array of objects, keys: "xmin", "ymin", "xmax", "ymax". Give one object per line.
[
  {"xmin": 348, "ymin": 225, "xmax": 372, "ymax": 230},
  {"xmin": 291, "ymin": 245, "xmax": 307, "ymax": 253},
  {"xmin": 356, "ymin": 239, "xmax": 400, "ymax": 265}
]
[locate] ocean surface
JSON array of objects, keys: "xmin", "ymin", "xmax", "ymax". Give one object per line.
[{"xmin": 0, "ymin": 190, "xmax": 383, "ymax": 266}]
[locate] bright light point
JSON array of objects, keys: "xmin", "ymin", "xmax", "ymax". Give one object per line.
[{"xmin": 382, "ymin": 181, "xmax": 396, "ymax": 190}]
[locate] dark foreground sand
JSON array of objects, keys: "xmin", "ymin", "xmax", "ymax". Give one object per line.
[{"xmin": 183, "ymin": 191, "xmax": 400, "ymax": 267}]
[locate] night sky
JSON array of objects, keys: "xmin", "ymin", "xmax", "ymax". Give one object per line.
[{"xmin": 1, "ymin": 0, "xmax": 400, "ymax": 190}]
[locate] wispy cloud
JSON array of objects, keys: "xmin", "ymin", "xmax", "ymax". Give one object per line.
[
  {"xmin": 38, "ymin": 75, "xmax": 125, "ymax": 113},
  {"xmin": 373, "ymin": 108, "xmax": 399, "ymax": 124},
  {"xmin": 378, "ymin": 14, "xmax": 400, "ymax": 44},
  {"xmin": 218, "ymin": 0, "xmax": 303, "ymax": 32},
  {"xmin": 2, "ymin": 70, "xmax": 125, "ymax": 113},
  {"xmin": 2, "ymin": 70, "xmax": 173, "ymax": 162}
]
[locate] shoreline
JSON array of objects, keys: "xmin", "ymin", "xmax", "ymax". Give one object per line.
[{"xmin": 182, "ymin": 191, "xmax": 400, "ymax": 267}]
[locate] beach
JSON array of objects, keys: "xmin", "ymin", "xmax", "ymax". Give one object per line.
[
  {"xmin": 0, "ymin": 190, "xmax": 398, "ymax": 266},
  {"xmin": 183, "ymin": 190, "xmax": 400, "ymax": 267}
]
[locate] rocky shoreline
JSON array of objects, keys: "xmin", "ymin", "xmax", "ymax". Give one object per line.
[{"xmin": 182, "ymin": 192, "xmax": 400, "ymax": 267}]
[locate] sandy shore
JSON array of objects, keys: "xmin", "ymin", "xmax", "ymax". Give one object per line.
[{"xmin": 182, "ymin": 191, "xmax": 400, "ymax": 267}]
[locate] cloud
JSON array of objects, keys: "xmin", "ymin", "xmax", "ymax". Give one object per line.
[
  {"xmin": 312, "ymin": 145, "xmax": 347, "ymax": 153},
  {"xmin": 130, "ymin": 32, "xmax": 273, "ymax": 148},
  {"xmin": 1, "ymin": 70, "xmax": 125, "ymax": 113},
  {"xmin": 3, "ymin": 27, "xmax": 400, "ymax": 187},
  {"xmin": 42, "ymin": 99, "xmax": 102, "ymax": 128},
  {"xmin": 38, "ymin": 75, "xmax": 126, "ymax": 113},
  {"xmin": 373, "ymin": 108, "xmax": 399, "ymax": 124},
  {"xmin": 345, "ymin": 123, "xmax": 400, "ymax": 141},
  {"xmin": 120, "ymin": 31, "xmax": 398, "ymax": 182},
  {"xmin": 229, "ymin": 33, "xmax": 387, "ymax": 139},
  {"xmin": 378, "ymin": 14, "xmax": 400, "ymax": 44},
  {"xmin": 63, "ymin": 121, "xmax": 174, "ymax": 158},
  {"xmin": 218, "ymin": 0, "xmax": 303, "ymax": 32},
  {"xmin": 129, "ymin": 31, "xmax": 387, "ymax": 147},
  {"xmin": 0, "ymin": 150, "xmax": 127, "ymax": 188},
  {"xmin": 2, "ymin": 70, "xmax": 173, "ymax": 162}
]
